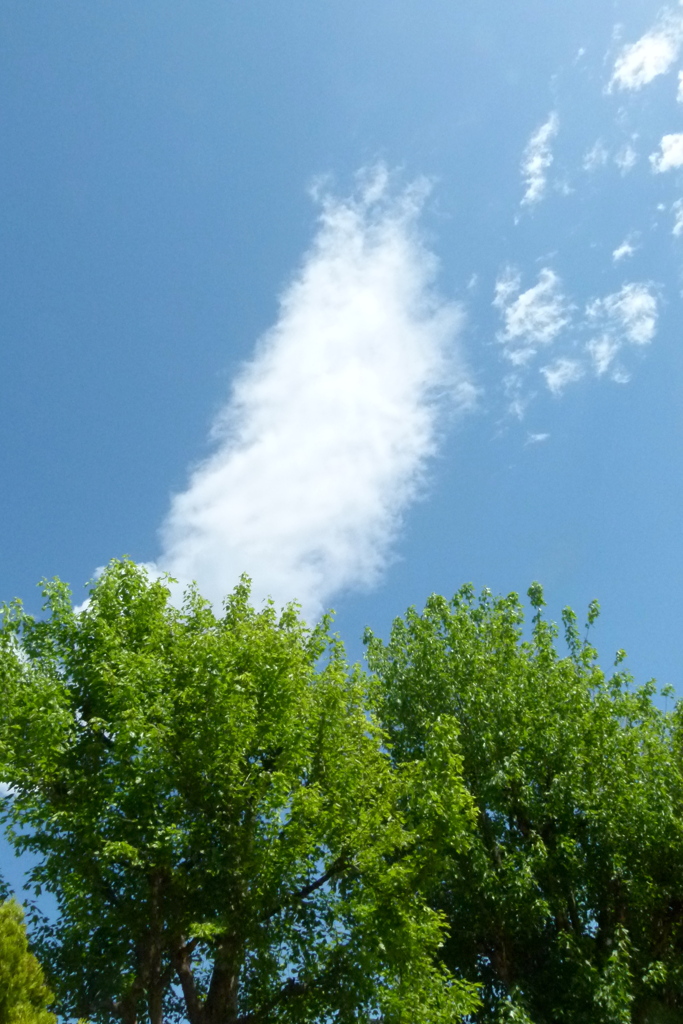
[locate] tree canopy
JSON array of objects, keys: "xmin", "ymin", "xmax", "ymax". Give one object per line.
[
  {"xmin": 2, "ymin": 563, "xmax": 683, "ymax": 1023},
  {"xmin": 365, "ymin": 583, "xmax": 683, "ymax": 1023},
  {"xmin": 0, "ymin": 561, "xmax": 478, "ymax": 1024}
]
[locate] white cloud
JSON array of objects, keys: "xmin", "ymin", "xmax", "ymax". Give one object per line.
[
  {"xmin": 158, "ymin": 169, "xmax": 471, "ymax": 619},
  {"xmin": 611, "ymin": 368, "xmax": 632, "ymax": 385},
  {"xmin": 612, "ymin": 237, "xmax": 637, "ymax": 262},
  {"xmin": 673, "ymin": 198, "xmax": 683, "ymax": 235},
  {"xmin": 586, "ymin": 334, "xmax": 621, "ymax": 375},
  {"xmin": 520, "ymin": 113, "xmax": 559, "ymax": 206},
  {"xmin": 677, "ymin": 68, "xmax": 683, "ymax": 101},
  {"xmin": 525, "ymin": 432, "xmax": 550, "ymax": 445},
  {"xmin": 494, "ymin": 268, "xmax": 659, "ymax": 410},
  {"xmin": 650, "ymin": 133, "xmax": 683, "ymax": 172},
  {"xmin": 540, "ymin": 358, "xmax": 584, "ymax": 395},
  {"xmin": 614, "ymin": 144, "xmax": 638, "ymax": 173},
  {"xmin": 609, "ymin": 8, "xmax": 683, "ymax": 91},
  {"xmin": 493, "ymin": 267, "xmax": 572, "ymax": 365},
  {"xmin": 502, "ymin": 372, "xmax": 533, "ymax": 421},
  {"xmin": 585, "ymin": 282, "xmax": 658, "ymax": 379},
  {"xmin": 587, "ymin": 282, "xmax": 659, "ymax": 346},
  {"xmin": 493, "ymin": 266, "xmax": 522, "ymax": 309},
  {"xmin": 583, "ymin": 140, "xmax": 609, "ymax": 171}
]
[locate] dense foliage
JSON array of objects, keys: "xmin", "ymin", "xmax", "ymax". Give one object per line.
[
  {"xmin": 365, "ymin": 584, "xmax": 683, "ymax": 1023},
  {"xmin": 0, "ymin": 561, "xmax": 478, "ymax": 1024},
  {"xmin": 2, "ymin": 563, "xmax": 682, "ymax": 1023},
  {"xmin": 0, "ymin": 899, "xmax": 54, "ymax": 1024}
]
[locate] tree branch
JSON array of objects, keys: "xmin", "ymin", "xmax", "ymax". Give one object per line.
[
  {"xmin": 236, "ymin": 950, "xmax": 350, "ymax": 1024},
  {"xmin": 236, "ymin": 977, "xmax": 310, "ymax": 1024},
  {"xmin": 260, "ymin": 854, "xmax": 350, "ymax": 924}
]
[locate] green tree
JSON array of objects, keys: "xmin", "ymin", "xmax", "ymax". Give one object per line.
[
  {"xmin": 0, "ymin": 561, "xmax": 479, "ymax": 1024},
  {"xmin": 0, "ymin": 899, "xmax": 54, "ymax": 1024},
  {"xmin": 365, "ymin": 584, "xmax": 683, "ymax": 1024}
]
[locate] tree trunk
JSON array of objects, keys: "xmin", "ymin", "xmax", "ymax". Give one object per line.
[
  {"xmin": 147, "ymin": 871, "xmax": 165, "ymax": 1024},
  {"xmin": 202, "ymin": 937, "xmax": 242, "ymax": 1024},
  {"xmin": 173, "ymin": 938, "xmax": 202, "ymax": 1024}
]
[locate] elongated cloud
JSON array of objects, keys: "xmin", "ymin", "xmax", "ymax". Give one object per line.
[
  {"xmin": 520, "ymin": 113, "xmax": 559, "ymax": 206},
  {"xmin": 609, "ymin": 7, "xmax": 683, "ymax": 91},
  {"xmin": 159, "ymin": 170, "xmax": 471, "ymax": 618}
]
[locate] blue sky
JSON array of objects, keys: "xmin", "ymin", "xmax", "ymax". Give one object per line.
[{"xmin": 2, "ymin": 0, "xmax": 683, "ymax": 710}]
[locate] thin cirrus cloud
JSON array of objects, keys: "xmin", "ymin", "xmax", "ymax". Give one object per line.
[
  {"xmin": 520, "ymin": 113, "xmax": 559, "ymax": 206},
  {"xmin": 158, "ymin": 169, "xmax": 472, "ymax": 619},
  {"xmin": 609, "ymin": 5, "xmax": 683, "ymax": 92}
]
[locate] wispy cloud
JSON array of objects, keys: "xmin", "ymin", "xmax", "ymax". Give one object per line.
[
  {"xmin": 586, "ymin": 283, "xmax": 658, "ymax": 346},
  {"xmin": 609, "ymin": 7, "xmax": 683, "ymax": 91},
  {"xmin": 585, "ymin": 282, "xmax": 659, "ymax": 377},
  {"xmin": 502, "ymin": 372, "xmax": 533, "ymax": 421},
  {"xmin": 158, "ymin": 169, "xmax": 471, "ymax": 618},
  {"xmin": 583, "ymin": 140, "xmax": 609, "ymax": 172},
  {"xmin": 494, "ymin": 269, "xmax": 659, "ymax": 409},
  {"xmin": 612, "ymin": 236, "xmax": 637, "ymax": 262},
  {"xmin": 650, "ymin": 133, "xmax": 683, "ymax": 172},
  {"xmin": 520, "ymin": 113, "xmax": 559, "ymax": 206},
  {"xmin": 541, "ymin": 358, "xmax": 584, "ymax": 395},
  {"xmin": 586, "ymin": 335, "xmax": 621, "ymax": 376},
  {"xmin": 614, "ymin": 143, "xmax": 638, "ymax": 174},
  {"xmin": 672, "ymin": 198, "xmax": 683, "ymax": 235},
  {"xmin": 493, "ymin": 267, "xmax": 571, "ymax": 365}
]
